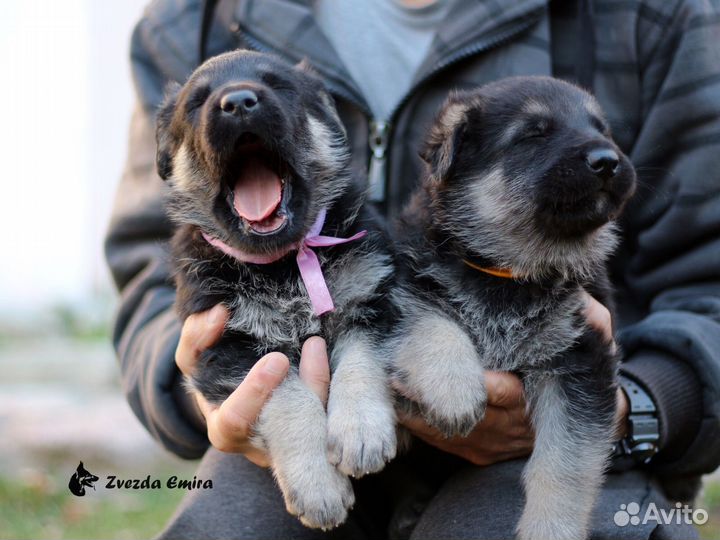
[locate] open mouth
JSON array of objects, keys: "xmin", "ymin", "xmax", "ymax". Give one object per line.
[{"xmin": 227, "ymin": 134, "xmax": 291, "ymax": 235}]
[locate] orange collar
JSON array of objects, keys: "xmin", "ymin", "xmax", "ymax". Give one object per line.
[{"xmin": 462, "ymin": 259, "xmax": 518, "ymax": 279}]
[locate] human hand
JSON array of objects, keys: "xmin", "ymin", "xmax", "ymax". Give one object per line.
[
  {"xmin": 175, "ymin": 304, "xmax": 331, "ymax": 466},
  {"xmin": 399, "ymin": 371, "xmax": 534, "ymax": 465},
  {"xmin": 399, "ymin": 292, "xmax": 628, "ymax": 464},
  {"xmin": 581, "ymin": 291, "xmax": 629, "ymax": 439}
]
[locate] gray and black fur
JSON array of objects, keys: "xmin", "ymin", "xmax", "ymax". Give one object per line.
[
  {"xmin": 156, "ymin": 50, "xmax": 396, "ymax": 530},
  {"xmin": 389, "ymin": 77, "xmax": 636, "ymax": 540}
]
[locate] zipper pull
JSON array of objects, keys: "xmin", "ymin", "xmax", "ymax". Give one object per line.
[{"xmin": 368, "ymin": 120, "xmax": 389, "ymax": 202}]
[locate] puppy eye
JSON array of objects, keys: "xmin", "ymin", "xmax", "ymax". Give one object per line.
[
  {"xmin": 185, "ymin": 85, "xmax": 211, "ymax": 113},
  {"xmin": 519, "ymin": 120, "xmax": 550, "ymax": 142},
  {"xmin": 261, "ymin": 72, "xmax": 295, "ymax": 93},
  {"xmin": 590, "ymin": 116, "xmax": 610, "ymax": 135}
]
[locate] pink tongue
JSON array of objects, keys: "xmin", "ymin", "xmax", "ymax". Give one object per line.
[{"xmin": 233, "ymin": 156, "xmax": 282, "ymax": 222}]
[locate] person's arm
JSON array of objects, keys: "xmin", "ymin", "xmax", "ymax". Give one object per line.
[
  {"xmin": 105, "ymin": 5, "xmax": 205, "ymax": 457},
  {"xmin": 611, "ymin": 0, "xmax": 720, "ymax": 480}
]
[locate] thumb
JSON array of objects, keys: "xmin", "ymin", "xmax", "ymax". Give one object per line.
[
  {"xmin": 485, "ymin": 371, "xmax": 526, "ymax": 408},
  {"xmin": 176, "ymin": 304, "xmax": 229, "ymax": 376},
  {"xmin": 299, "ymin": 336, "xmax": 330, "ymax": 406}
]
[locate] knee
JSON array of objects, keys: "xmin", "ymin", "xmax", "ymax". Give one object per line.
[{"xmin": 411, "ymin": 460, "xmax": 527, "ymax": 540}]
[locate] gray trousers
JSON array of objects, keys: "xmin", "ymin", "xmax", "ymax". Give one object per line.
[{"xmin": 158, "ymin": 445, "xmax": 698, "ymax": 540}]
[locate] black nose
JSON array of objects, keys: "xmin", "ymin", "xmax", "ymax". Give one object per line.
[
  {"xmin": 586, "ymin": 148, "xmax": 619, "ymax": 179},
  {"xmin": 220, "ymin": 90, "xmax": 259, "ymax": 115}
]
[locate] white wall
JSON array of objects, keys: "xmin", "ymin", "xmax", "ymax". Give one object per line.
[{"xmin": 0, "ymin": 0, "xmax": 146, "ymax": 318}]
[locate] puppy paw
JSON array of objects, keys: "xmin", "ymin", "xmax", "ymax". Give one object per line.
[
  {"xmin": 414, "ymin": 373, "xmax": 487, "ymax": 438},
  {"xmin": 517, "ymin": 513, "xmax": 582, "ymax": 540},
  {"xmin": 283, "ymin": 466, "xmax": 355, "ymax": 530},
  {"xmin": 421, "ymin": 394, "xmax": 487, "ymax": 438},
  {"xmin": 327, "ymin": 404, "xmax": 397, "ymax": 478},
  {"xmin": 389, "ymin": 313, "xmax": 486, "ymax": 438}
]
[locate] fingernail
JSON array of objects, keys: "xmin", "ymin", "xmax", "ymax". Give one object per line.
[
  {"xmin": 207, "ymin": 304, "xmax": 225, "ymax": 325},
  {"xmin": 304, "ymin": 336, "xmax": 326, "ymax": 357},
  {"xmin": 264, "ymin": 354, "xmax": 287, "ymax": 376}
]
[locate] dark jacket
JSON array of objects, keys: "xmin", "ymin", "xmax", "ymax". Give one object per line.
[{"xmin": 106, "ymin": 0, "xmax": 720, "ymax": 491}]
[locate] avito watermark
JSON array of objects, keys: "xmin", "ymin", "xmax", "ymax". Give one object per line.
[{"xmin": 614, "ymin": 501, "xmax": 708, "ymax": 527}]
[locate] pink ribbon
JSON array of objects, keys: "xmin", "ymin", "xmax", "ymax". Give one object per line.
[{"xmin": 201, "ymin": 208, "xmax": 367, "ymax": 316}]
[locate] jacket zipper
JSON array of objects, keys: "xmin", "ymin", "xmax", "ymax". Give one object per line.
[
  {"xmin": 238, "ymin": 11, "xmax": 543, "ymax": 203},
  {"xmin": 367, "ymin": 120, "xmax": 390, "ymax": 201},
  {"xmin": 368, "ymin": 13, "xmax": 543, "ymax": 202}
]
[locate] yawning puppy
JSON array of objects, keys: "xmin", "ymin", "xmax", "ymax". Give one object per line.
[
  {"xmin": 156, "ymin": 50, "xmax": 396, "ymax": 529},
  {"xmin": 390, "ymin": 76, "xmax": 636, "ymax": 540}
]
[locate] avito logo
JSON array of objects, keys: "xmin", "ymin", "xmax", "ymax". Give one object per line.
[{"xmin": 614, "ymin": 501, "xmax": 708, "ymax": 527}]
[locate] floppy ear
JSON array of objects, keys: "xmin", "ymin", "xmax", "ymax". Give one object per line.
[
  {"xmin": 420, "ymin": 93, "xmax": 472, "ymax": 182},
  {"xmin": 294, "ymin": 58, "xmax": 342, "ymax": 128},
  {"xmin": 155, "ymin": 81, "xmax": 182, "ymax": 181},
  {"xmin": 295, "ymin": 57, "xmax": 319, "ymax": 77}
]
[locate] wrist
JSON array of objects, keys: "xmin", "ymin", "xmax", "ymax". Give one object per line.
[
  {"xmin": 615, "ymin": 387, "xmax": 630, "ymax": 440},
  {"xmin": 619, "ymin": 349, "xmax": 703, "ymax": 465},
  {"xmin": 612, "ymin": 375, "xmax": 659, "ymax": 469}
]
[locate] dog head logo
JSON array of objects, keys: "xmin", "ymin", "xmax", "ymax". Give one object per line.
[{"xmin": 68, "ymin": 461, "xmax": 99, "ymax": 497}]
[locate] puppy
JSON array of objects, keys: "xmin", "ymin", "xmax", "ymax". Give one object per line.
[
  {"xmin": 390, "ymin": 76, "xmax": 636, "ymax": 540},
  {"xmin": 156, "ymin": 50, "xmax": 397, "ymax": 529}
]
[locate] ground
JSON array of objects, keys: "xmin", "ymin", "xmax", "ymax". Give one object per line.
[
  {"xmin": 0, "ymin": 322, "xmax": 196, "ymax": 539},
  {"xmin": 1, "ymin": 320, "xmax": 718, "ymax": 539}
]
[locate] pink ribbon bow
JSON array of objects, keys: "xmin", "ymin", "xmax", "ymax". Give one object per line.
[{"xmin": 202, "ymin": 208, "xmax": 367, "ymax": 316}]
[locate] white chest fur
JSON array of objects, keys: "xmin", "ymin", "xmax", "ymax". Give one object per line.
[{"xmin": 225, "ymin": 248, "xmax": 392, "ymax": 355}]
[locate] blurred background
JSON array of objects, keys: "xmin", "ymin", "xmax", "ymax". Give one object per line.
[
  {"xmin": 0, "ymin": 2, "xmax": 718, "ymax": 539},
  {"xmin": 0, "ymin": 2, "xmax": 194, "ymax": 539}
]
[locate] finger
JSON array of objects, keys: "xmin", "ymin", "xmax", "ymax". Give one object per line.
[
  {"xmin": 399, "ymin": 409, "xmax": 535, "ymax": 466},
  {"xmin": 193, "ymin": 392, "xmax": 216, "ymax": 419},
  {"xmin": 582, "ymin": 292, "xmax": 613, "ymax": 343},
  {"xmin": 491, "ymin": 445, "xmax": 535, "ymax": 464},
  {"xmin": 614, "ymin": 387, "xmax": 630, "ymax": 440},
  {"xmin": 404, "ymin": 425, "xmax": 448, "ymax": 453},
  {"xmin": 397, "ymin": 411, "xmax": 441, "ymax": 439},
  {"xmin": 299, "ymin": 336, "xmax": 330, "ymax": 406},
  {"xmin": 207, "ymin": 352, "xmax": 289, "ymax": 452},
  {"xmin": 176, "ymin": 304, "xmax": 229, "ymax": 376},
  {"xmin": 243, "ymin": 447, "xmax": 272, "ymax": 468},
  {"xmin": 485, "ymin": 371, "xmax": 525, "ymax": 408},
  {"xmin": 468, "ymin": 404, "xmax": 530, "ymax": 438},
  {"xmin": 398, "ymin": 406, "xmax": 527, "ymax": 441},
  {"xmin": 454, "ymin": 444, "xmax": 524, "ymax": 466},
  {"xmin": 482, "ymin": 403, "xmax": 513, "ymax": 432},
  {"xmin": 213, "ymin": 439, "xmax": 271, "ymax": 468}
]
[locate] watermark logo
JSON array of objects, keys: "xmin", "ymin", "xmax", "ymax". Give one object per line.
[
  {"xmin": 68, "ymin": 461, "xmax": 99, "ymax": 497},
  {"xmin": 66, "ymin": 460, "xmax": 213, "ymax": 495},
  {"xmin": 614, "ymin": 502, "xmax": 708, "ymax": 527}
]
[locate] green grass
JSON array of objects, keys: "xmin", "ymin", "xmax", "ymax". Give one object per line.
[
  {"xmin": 0, "ymin": 474, "xmax": 186, "ymax": 540},
  {"xmin": 1, "ymin": 471, "xmax": 718, "ymax": 539},
  {"xmin": 700, "ymin": 480, "xmax": 720, "ymax": 540}
]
